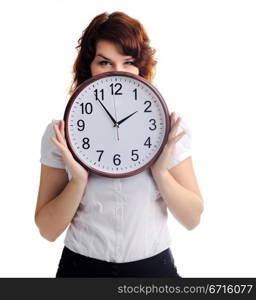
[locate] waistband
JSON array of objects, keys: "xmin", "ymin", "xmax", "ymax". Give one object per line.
[{"xmin": 62, "ymin": 246, "xmax": 172, "ymax": 265}]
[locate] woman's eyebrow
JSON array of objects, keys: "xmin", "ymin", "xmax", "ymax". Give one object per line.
[
  {"xmin": 96, "ymin": 54, "xmax": 134, "ymax": 61},
  {"xmin": 96, "ymin": 54, "xmax": 111, "ymax": 60}
]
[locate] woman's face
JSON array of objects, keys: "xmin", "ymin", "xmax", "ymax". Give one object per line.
[{"xmin": 90, "ymin": 40, "xmax": 139, "ymax": 76}]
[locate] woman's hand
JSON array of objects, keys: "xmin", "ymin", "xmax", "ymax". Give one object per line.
[
  {"xmin": 150, "ymin": 112, "xmax": 187, "ymax": 175},
  {"xmin": 51, "ymin": 120, "xmax": 89, "ymax": 182}
]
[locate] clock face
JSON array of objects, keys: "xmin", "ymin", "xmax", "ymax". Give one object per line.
[{"xmin": 64, "ymin": 71, "xmax": 170, "ymax": 178}]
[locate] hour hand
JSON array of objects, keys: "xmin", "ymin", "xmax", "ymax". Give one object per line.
[{"xmin": 116, "ymin": 111, "xmax": 138, "ymax": 126}]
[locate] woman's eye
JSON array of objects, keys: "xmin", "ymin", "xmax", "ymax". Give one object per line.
[
  {"xmin": 125, "ymin": 61, "xmax": 135, "ymax": 65},
  {"xmin": 99, "ymin": 60, "xmax": 110, "ymax": 66}
]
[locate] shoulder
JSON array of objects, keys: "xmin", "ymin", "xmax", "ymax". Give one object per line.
[{"xmin": 41, "ymin": 120, "xmax": 60, "ymax": 143}]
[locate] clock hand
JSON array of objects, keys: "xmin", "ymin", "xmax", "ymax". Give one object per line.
[
  {"xmin": 116, "ymin": 111, "xmax": 138, "ymax": 126},
  {"xmin": 96, "ymin": 98, "xmax": 117, "ymax": 126},
  {"xmin": 112, "ymin": 92, "xmax": 120, "ymax": 141}
]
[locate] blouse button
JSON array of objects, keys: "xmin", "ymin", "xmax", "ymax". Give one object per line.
[{"xmin": 116, "ymin": 206, "xmax": 122, "ymax": 216}]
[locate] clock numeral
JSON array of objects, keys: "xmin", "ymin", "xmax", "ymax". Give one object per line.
[
  {"xmin": 133, "ymin": 88, "xmax": 137, "ymax": 100},
  {"xmin": 110, "ymin": 83, "xmax": 123, "ymax": 95},
  {"xmin": 96, "ymin": 150, "xmax": 104, "ymax": 162},
  {"xmin": 149, "ymin": 119, "xmax": 157, "ymax": 130},
  {"xmin": 144, "ymin": 137, "xmax": 152, "ymax": 148},
  {"xmin": 144, "ymin": 101, "xmax": 152, "ymax": 112},
  {"xmin": 82, "ymin": 137, "xmax": 90, "ymax": 149},
  {"xmin": 131, "ymin": 149, "xmax": 139, "ymax": 161},
  {"xmin": 80, "ymin": 102, "xmax": 93, "ymax": 114},
  {"xmin": 113, "ymin": 154, "xmax": 121, "ymax": 166},
  {"xmin": 94, "ymin": 89, "xmax": 104, "ymax": 101},
  {"xmin": 77, "ymin": 119, "xmax": 85, "ymax": 131}
]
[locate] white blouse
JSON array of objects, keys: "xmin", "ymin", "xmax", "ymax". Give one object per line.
[{"xmin": 40, "ymin": 112, "xmax": 192, "ymax": 263}]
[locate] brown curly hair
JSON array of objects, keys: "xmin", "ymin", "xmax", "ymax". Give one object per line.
[{"xmin": 69, "ymin": 11, "xmax": 157, "ymax": 95}]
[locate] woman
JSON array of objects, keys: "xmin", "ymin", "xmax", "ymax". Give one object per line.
[{"xmin": 35, "ymin": 11, "xmax": 204, "ymax": 278}]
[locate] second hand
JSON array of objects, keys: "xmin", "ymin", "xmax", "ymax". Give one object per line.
[{"xmin": 112, "ymin": 93, "xmax": 119, "ymax": 141}]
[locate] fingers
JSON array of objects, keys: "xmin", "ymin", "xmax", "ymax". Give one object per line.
[
  {"xmin": 168, "ymin": 112, "xmax": 186, "ymax": 143},
  {"xmin": 51, "ymin": 136, "xmax": 64, "ymax": 150},
  {"xmin": 60, "ymin": 120, "xmax": 65, "ymax": 138},
  {"xmin": 175, "ymin": 130, "xmax": 187, "ymax": 141},
  {"xmin": 54, "ymin": 123, "xmax": 63, "ymax": 143},
  {"xmin": 170, "ymin": 112, "xmax": 181, "ymax": 129},
  {"xmin": 52, "ymin": 120, "xmax": 68, "ymax": 149}
]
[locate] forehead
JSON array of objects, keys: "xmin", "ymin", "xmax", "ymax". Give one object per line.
[{"xmin": 95, "ymin": 40, "xmax": 132, "ymax": 58}]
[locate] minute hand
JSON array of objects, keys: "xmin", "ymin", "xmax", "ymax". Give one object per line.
[{"xmin": 116, "ymin": 111, "xmax": 138, "ymax": 126}]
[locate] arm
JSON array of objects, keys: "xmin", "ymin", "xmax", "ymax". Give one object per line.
[
  {"xmin": 152, "ymin": 156, "xmax": 204, "ymax": 230},
  {"xmin": 35, "ymin": 165, "xmax": 88, "ymax": 242},
  {"xmin": 35, "ymin": 120, "xmax": 89, "ymax": 241}
]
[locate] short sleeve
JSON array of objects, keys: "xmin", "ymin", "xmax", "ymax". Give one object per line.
[
  {"xmin": 167, "ymin": 113, "xmax": 192, "ymax": 169},
  {"xmin": 40, "ymin": 121, "xmax": 66, "ymax": 169}
]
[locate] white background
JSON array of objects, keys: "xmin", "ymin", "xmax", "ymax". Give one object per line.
[{"xmin": 0, "ymin": 0, "xmax": 255, "ymax": 277}]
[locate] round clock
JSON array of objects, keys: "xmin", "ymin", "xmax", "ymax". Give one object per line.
[{"xmin": 64, "ymin": 71, "xmax": 170, "ymax": 178}]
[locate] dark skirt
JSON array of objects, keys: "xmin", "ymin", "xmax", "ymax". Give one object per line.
[{"xmin": 56, "ymin": 246, "xmax": 181, "ymax": 278}]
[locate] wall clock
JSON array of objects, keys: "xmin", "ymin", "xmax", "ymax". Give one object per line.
[{"xmin": 64, "ymin": 71, "xmax": 170, "ymax": 178}]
